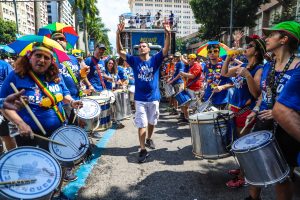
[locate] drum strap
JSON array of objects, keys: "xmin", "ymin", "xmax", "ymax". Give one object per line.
[
  {"xmin": 186, "ymin": 72, "xmax": 201, "ymax": 88},
  {"xmin": 62, "ymin": 61, "xmax": 83, "ymax": 97},
  {"xmin": 91, "ymin": 57, "xmax": 107, "ymax": 89},
  {"xmin": 28, "ymin": 71, "xmax": 66, "ymax": 123}
]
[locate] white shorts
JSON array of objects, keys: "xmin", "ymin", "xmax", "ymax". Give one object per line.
[{"xmin": 134, "ymin": 101, "xmax": 160, "ymax": 128}]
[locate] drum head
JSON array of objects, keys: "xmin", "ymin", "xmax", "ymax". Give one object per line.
[
  {"xmin": 128, "ymin": 85, "xmax": 135, "ymax": 93},
  {"xmin": 189, "ymin": 110, "xmax": 232, "ymax": 122},
  {"xmin": 49, "ymin": 126, "xmax": 89, "ymax": 164},
  {"xmin": 98, "ymin": 90, "xmax": 115, "ymax": 104},
  {"xmin": 77, "ymin": 99, "xmax": 101, "ymax": 119},
  {"xmin": 232, "ymin": 131, "xmax": 273, "ymax": 152},
  {"xmin": 84, "ymin": 96, "xmax": 107, "ymax": 105},
  {"xmin": 0, "ymin": 147, "xmax": 61, "ymax": 199}
]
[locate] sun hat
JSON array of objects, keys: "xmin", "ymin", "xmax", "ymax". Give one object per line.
[
  {"xmin": 245, "ymin": 34, "xmax": 266, "ymax": 55},
  {"xmin": 263, "ymin": 21, "xmax": 300, "ymax": 42}
]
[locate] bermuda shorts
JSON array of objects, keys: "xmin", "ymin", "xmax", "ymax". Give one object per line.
[{"xmin": 134, "ymin": 101, "xmax": 160, "ymax": 128}]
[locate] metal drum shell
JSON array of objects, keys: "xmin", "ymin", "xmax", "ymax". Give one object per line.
[
  {"xmin": 114, "ymin": 90, "xmax": 132, "ymax": 121},
  {"xmin": 77, "ymin": 99, "xmax": 101, "ymax": 132},
  {"xmin": 232, "ymin": 132, "xmax": 290, "ymax": 186},
  {"xmin": 163, "ymin": 82, "xmax": 175, "ymax": 97},
  {"xmin": 174, "ymin": 90, "xmax": 191, "ymax": 107},
  {"xmin": 189, "ymin": 111, "xmax": 232, "ymax": 159}
]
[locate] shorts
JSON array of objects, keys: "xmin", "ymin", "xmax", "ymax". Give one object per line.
[
  {"xmin": 230, "ymin": 106, "xmax": 251, "ymax": 128},
  {"xmin": 134, "ymin": 101, "xmax": 159, "ymax": 128},
  {"xmin": 0, "ymin": 115, "xmax": 9, "ymax": 136},
  {"xmin": 173, "ymin": 83, "xmax": 184, "ymax": 94},
  {"xmin": 186, "ymin": 88, "xmax": 201, "ymax": 100}
]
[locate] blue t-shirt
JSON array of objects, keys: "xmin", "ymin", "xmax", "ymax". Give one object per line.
[
  {"xmin": 0, "ymin": 71, "xmax": 70, "ymax": 134},
  {"xmin": 118, "ymin": 65, "xmax": 128, "ymax": 81},
  {"xmin": 59, "ymin": 55, "xmax": 80, "ymax": 100},
  {"xmin": 85, "ymin": 56, "xmax": 106, "ymax": 92},
  {"xmin": 126, "ymin": 67, "xmax": 135, "ymax": 85},
  {"xmin": 126, "ymin": 51, "xmax": 164, "ymax": 101},
  {"xmin": 277, "ymin": 65, "xmax": 300, "ymax": 111},
  {"xmin": 203, "ymin": 62, "xmax": 232, "ymax": 105},
  {"xmin": 104, "ymin": 70, "xmax": 119, "ymax": 90},
  {"xmin": 184, "ymin": 64, "xmax": 190, "ymax": 73},
  {"xmin": 260, "ymin": 62, "xmax": 298, "ymax": 111},
  {"xmin": 0, "ymin": 60, "xmax": 13, "ymax": 89},
  {"xmin": 230, "ymin": 64, "xmax": 263, "ymax": 108},
  {"xmin": 172, "ymin": 61, "xmax": 184, "ymax": 85}
]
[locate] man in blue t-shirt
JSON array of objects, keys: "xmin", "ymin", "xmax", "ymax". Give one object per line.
[
  {"xmin": 116, "ymin": 21, "xmax": 171, "ymax": 163},
  {"xmin": 273, "ymin": 67, "xmax": 300, "ymax": 142}
]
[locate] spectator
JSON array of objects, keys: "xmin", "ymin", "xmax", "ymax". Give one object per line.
[
  {"xmin": 128, "ymin": 17, "xmax": 135, "ymax": 28},
  {"xmin": 135, "ymin": 13, "xmax": 140, "ymax": 28},
  {"xmin": 169, "ymin": 11, "xmax": 174, "ymax": 28},
  {"xmin": 155, "ymin": 10, "xmax": 162, "ymax": 28}
]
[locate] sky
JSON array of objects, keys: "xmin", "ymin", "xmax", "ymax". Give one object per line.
[{"xmin": 96, "ymin": 0, "xmax": 130, "ymax": 50}]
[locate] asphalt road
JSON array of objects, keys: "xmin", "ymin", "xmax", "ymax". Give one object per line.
[{"xmin": 77, "ymin": 103, "xmax": 300, "ymax": 200}]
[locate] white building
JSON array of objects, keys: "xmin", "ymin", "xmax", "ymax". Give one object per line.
[
  {"xmin": 47, "ymin": 1, "xmax": 74, "ymax": 26},
  {"xmin": 128, "ymin": 0, "xmax": 201, "ymax": 37}
]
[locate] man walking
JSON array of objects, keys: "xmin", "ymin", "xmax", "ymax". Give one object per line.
[{"xmin": 116, "ymin": 21, "xmax": 170, "ymax": 163}]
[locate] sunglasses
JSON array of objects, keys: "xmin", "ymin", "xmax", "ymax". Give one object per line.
[
  {"xmin": 53, "ymin": 37, "xmax": 66, "ymax": 42},
  {"xmin": 246, "ymin": 44, "xmax": 256, "ymax": 49},
  {"xmin": 208, "ymin": 49, "xmax": 220, "ymax": 54}
]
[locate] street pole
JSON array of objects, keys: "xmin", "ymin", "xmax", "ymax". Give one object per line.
[
  {"xmin": 13, "ymin": 0, "xmax": 19, "ymax": 33},
  {"xmin": 229, "ymin": 0, "xmax": 233, "ymax": 46}
]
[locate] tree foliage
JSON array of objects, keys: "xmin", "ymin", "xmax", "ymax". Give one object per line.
[
  {"xmin": 0, "ymin": 19, "xmax": 17, "ymax": 44},
  {"xmin": 271, "ymin": 0, "xmax": 298, "ymax": 25},
  {"xmin": 190, "ymin": 0, "xmax": 269, "ymax": 40}
]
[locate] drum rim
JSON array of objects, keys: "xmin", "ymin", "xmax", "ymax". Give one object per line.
[
  {"xmin": 232, "ymin": 131, "xmax": 273, "ymax": 152},
  {"xmin": 48, "ymin": 125, "xmax": 89, "ymax": 162},
  {"xmin": 77, "ymin": 98, "xmax": 101, "ymax": 119},
  {"xmin": 83, "ymin": 96, "xmax": 110, "ymax": 105},
  {"xmin": 0, "ymin": 146, "xmax": 62, "ymax": 199},
  {"xmin": 189, "ymin": 110, "xmax": 232, "ymax": 122}
]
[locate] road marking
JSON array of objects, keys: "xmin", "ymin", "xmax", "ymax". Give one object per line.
[{"xmin": 62, "ymin": 128, "xmax": 116, "ymax": 199}]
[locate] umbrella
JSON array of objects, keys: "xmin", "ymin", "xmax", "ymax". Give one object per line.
[
  {"xmin": 0, "ymin": 45, "xmax": 15, "ymax": 54},
  {"xmin": 38, "ymin": 22, "xmax": 79, "ymax": 50},
  {"xmin": 8, "ymin": 35, "xmax": 70, "ymax": 63},
  {"xmin": 197, "ymin": 41, "xmax": 230, "ymax": 57}
]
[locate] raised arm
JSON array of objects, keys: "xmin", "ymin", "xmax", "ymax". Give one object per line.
[
  {"xmin": 162, "ymin": 22, "xmax": 171, "ymax": 57},
  {"xmin": 221, "ymin": 55, "xmax": 242, "ymax": 77},
  {"xmin": 116, "ymin": 23, "xmax": 127, "ymax": 60}
]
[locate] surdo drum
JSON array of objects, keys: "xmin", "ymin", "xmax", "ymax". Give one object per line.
[
  {"xmin": 76, "ymin": 98, "xmax": 101, "ymax": 132},
  {"xmin": 232, "ymin": 131, "xmax": 290, "ymax": 186},
  {"xmin": 0, "ymin": 147, "xmax": 61, "ymax": 200},
  {"xmin": 189, "ymin": 110, "xmax": 234, "ymax": 159},
  {"xmin": 163, "ymin": 82, "xmax": 175, "ymax": 98},
  {"xmin": 114, "ymin": 89, "xmax": 132, "ymax": 121},
  {"xmin": 49, "ymin": 125, "xmax": 90, "ymax": 167}
]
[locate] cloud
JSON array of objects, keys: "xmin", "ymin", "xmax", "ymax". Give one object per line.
[{"xmin": 96, "ymin": 0, "xmax": 130, "ymax": 51}]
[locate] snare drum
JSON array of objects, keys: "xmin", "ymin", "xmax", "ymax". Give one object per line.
[
  {"xmin": 49, "ymin": 125, "xmax": 89, "ymax": 166},
  {"xmin": 175, "ymin": 90, "xmax": 191, "ymax": 107},
  {"xmin": 0, "ymin": 147, "xmax": 61, "ymax": 200},
  {"xmin": 189, "ymin": 110, "xmax": 234, "ymax": 159},
  {"xmin": 84, "ymin": 96, "xmax": 112, "ymax": 131},
  {"xmin": 114, "ymin": 89, "xmax": 132, "ymax": 120},
  {"xmin": 77, "ymin": 99, "xmax": 101, "ymax": 132},
  {"xmin": 232, "ymin": 131, "xmax": 290, "ymax": 186},
  {"xmin": 163, "ymin": 82, "xmax": 175, "ymax": 97}
]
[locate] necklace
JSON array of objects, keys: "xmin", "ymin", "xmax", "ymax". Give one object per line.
[{"xmin": 206, "ymin": 62, "xmax": 222, "ymax": 88}]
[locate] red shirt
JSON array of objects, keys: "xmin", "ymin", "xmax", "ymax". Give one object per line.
[{"xmin": 187, "ymin": 62, "xmax": 202, "ymax": 91}]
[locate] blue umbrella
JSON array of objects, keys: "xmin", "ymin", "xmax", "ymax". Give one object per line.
[
  {"xmin": 0, "ymin": 45, "xmax": 15, "ymax": 54},
  {"xmin": 122, "ymin": 12, "xmax": 135, "ymax": 18}
]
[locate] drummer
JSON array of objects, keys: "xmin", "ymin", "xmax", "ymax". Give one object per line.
[
  {"xmin": 0, "ymin": 42, "xmax": 82, "ymax": 149},
  {"xmin": 245, "ymin": 21, "xmax": 300, "ymax": 200},
  {"xmin": 202, "ymin": 41, "xmax": 233, "ymax": 110},
  {"xmin": 103, "ymin": 58, "xmax": 120, "ymax": 90}
]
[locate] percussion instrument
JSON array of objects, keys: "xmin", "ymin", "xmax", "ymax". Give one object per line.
[
  {"xmin": 189, "ymin": 110, "xmax": 234, "ymax": 159},
  {"xmin": 174, "ymin": 90, "xmax": 191, "ymax": 107},
  {"xmin": 84, "ymin": 96, "xmax": 112, "ymax": 131},
  {"xmin": 98, "ymin": 90, "xmax": 115, "ymax": 104},
  {"xmin": 128, "ymin": 85, "xmax": 135, "ymax": 102},
  {"xmin": 0, "ymin": 147, "xmax": 61, "ymax": 199},
  {"xmin": 49, "ymin": 125, "xmax": 90, "ymax": 166},
  {"xmin": 114, "ymin": 89, "xmax": 132, "ymax": 121},
  {"xmin": 232, "ymin": 131, "xmax": 290, "ymax": 186},
  {"xmin": 163, "ymin": 82, "xmax": 175, "ymax": 97},
  {"xmin": 76, "ymin": 98, "xmax": 101, "ymax": 132}
]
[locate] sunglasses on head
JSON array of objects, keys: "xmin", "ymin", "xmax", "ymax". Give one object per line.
[
  {"xmin": 53, "ymin": 37, "xmax": 66, "ymax": 42},
  {"xmin": 208, "ymin": 49, "xmax": 219, "ymax": 54},
  {"xmin": 246, "ymin": 44, "xmax": 256, "ymax": 49}
]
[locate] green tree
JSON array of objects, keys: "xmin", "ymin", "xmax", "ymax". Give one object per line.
[
  {"xmin": 271, "ymin": 0, "xmax": 298, "ymax": 25},
  {"xmin": 0, "ymin": 19, "xmax": 17, "ymax": 44},
  {"xmin": 190, "ymin": 0, "xmax": 268, "ymax": 41}
]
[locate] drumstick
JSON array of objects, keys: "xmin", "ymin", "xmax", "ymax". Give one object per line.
[
  {"xmin": 0, "ymin": 179, "xmax": 36, "ymax": 186},
  {"xmin": 32, "ymin": 133, "xmax": 67, "ymax": 147},
  {"xmin": 72, "ymin": 108, "xmax": 79, "ymax": 124},
  {"xmin": 240, "ymin": 117, "xmax": 255, "ymax": 135},
  {"xmin": 10, "ymin": 82, "xmax": 47, "ymax": 135}
]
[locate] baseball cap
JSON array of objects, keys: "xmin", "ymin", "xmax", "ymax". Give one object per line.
[
  {"xmin": 174, "ymin": 52, "xmax": 181, "ymax": 57},
  {"xmin": 263, "ymin": 21, "xmax": 300, "ymax": 42},
  {"xmin": 245, "ymin": 34, "xmax": 266, "ymax": 56},
  {"xmin": 96, "ymin": 43, "xmax": 107, "ymax": 50},
  {"xmin": 188, "ymin": 54, "xmax": 196, "ymax": 59}
]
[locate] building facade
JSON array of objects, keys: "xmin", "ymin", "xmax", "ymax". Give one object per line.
[
  {"xmin": 128, "ymin": 0, "xmax": 201, "ymax": 37},
  {"xmin": 47, "ymin": 1, "xmax": 74, "ymax": 26}
]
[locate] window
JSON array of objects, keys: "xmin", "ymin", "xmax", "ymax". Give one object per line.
[
  {"xmin": 164, "ymin": 0, "xmax": 172, "ymax": 2},
  {"xmin": 135, "ymin": 3, "xmax": 143, "ymax": 6}
]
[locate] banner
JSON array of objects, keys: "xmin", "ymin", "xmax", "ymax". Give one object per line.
[{"xmin": 131, "ymin": 32, "xmax": 165, "ymax": 47}]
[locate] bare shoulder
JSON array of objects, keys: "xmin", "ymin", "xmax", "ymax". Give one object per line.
[{"xmin": 292, "ymin": 56, "xmax": 300, "ymax": 69}]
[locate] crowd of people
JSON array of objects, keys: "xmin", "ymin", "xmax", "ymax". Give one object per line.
[{"xmin": 0, "ymin": 18, "xmax": 299, "ymax": 200}]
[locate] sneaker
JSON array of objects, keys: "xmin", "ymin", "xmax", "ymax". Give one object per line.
[
  {"xmin": 244, "ymin": 196, "xmax": 262, "ymax": 200},
  {"xmin": 52, "ymin": 192, "xmax": 69, "ymax": 200},
  {"xmin": 92, "ymin": 132, "xmax": 102, "ymax": 138},
  {"xmin": 170, "ymin": 108, "xmax": 179, "ymax": 115},
  {"xmin": 179, "ymin": 118, "xmax": 189, "ymax": 123},
  {"xmin": 228, "ymin": 169, "xmax": 241, "ymax": 176},
  {"xmin": 63, "ymin": 168, "xmax": 78, "ymax": 182},
  {"xmin": 179, "ymin": 113, "xmax": 185, "ymax": 119},
  {"xmin": 145, "ymin": 138, "xmax": 155, "ymax": 149},
  {"xmin": 138, "ymin": 149, "xmax": 149, "ymax": 163},
  {"xmin": 226, "ymin": 177, "xmax": 247, "ymax": 188}
]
